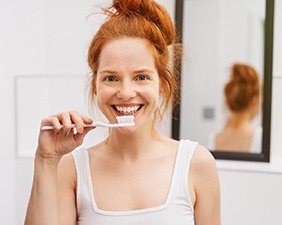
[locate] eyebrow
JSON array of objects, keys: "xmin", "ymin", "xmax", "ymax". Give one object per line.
[
  {"xmin": 99, "ymin": 70, "xmax": 117, "ymax": 75},
  {"xmin": 99, "ymin": 68, "xmax": 155, "ymax": 75},
  {"xmin": 134, "ymin": 69, "xmax": 155, "ymax": 74}
]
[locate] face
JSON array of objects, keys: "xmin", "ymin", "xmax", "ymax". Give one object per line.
[{"xmin": 95, "ymin": 38, "xmax": 160, "ymax": 131}]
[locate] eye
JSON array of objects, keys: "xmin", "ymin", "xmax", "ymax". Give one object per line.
[
  {"xmin": 136, "ymin": 74, "xmax": 149, "ymax": 81},
  {"xmin": 105, "ymin": 75, "xmax": 118, "ymax": 82}
]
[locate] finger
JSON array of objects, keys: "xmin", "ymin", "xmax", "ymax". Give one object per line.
[
  {"xmin": 60, "ymin": 112, "xmax": 73, "ymax": 136},
  {"xmin": 41, "ymin": 116, "xmax": 62, "ymax": 134},
  {"xmin": 81, "ymin": 114, "xmax": 93, "ymax": 125},
  {"xmin": 69, "ymin": 111, "xmax": 86, "ymax": 134}
]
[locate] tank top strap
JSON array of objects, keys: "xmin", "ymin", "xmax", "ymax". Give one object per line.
[
  {"xmin": 170, "ymin": 139, "xmax": 198, "ymax": 211},
  {"xmin": 71, "ymin": 148, "xmax": 93, "ymax": 213},
  {"xmin": 178, "ymin": 139, "xmax": 198, "ymax": 169}
]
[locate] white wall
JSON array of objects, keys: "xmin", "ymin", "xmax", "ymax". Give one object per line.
[{"xmin": 0, "ymin": 0, "xmax": 281, "ymax": 225}]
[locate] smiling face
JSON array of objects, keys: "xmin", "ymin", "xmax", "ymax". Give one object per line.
[{"xmin": 95, "ymin": 38, "xmax": 160, "ymax": 131}]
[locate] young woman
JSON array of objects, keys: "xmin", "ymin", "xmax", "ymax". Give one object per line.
[
  {"xmin": 208, "ymin": 63, "xmax": 262, "ymax": 153},
  {"xmin": 24, "ymin": 0, "xmax": 221, "ymax": 224}
]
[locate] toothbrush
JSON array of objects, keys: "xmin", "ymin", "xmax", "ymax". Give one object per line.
[{"xmin": 41, "ymin": 115, "xmax": 135, "ymax": 131}]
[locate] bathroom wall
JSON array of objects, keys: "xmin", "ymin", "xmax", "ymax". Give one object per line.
[{"xmin": 0, "ymin": 0, "xmax": 281, "ymax": 225}]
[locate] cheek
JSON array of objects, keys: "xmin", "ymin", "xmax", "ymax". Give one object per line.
[
  {"xmin": 142, "ymin": 85, "xmax": 160, "ymax": 104},
  {"xmin": 96, "ymin": 86, "xmax": 114, "ymax": 107}
]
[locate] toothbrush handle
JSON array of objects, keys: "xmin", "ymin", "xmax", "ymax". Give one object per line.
[
  {"xmin": 41, "ymin": 122, "xmax": 111, "ymax": 130},
  {"xmin": 41, "ymin": 124, "xmax": 76, "ymax": 131},
  {"xmin": 84, "ymin": 122, "xmax": 106, "ymax": 128},
  {"xmin": 41, "ymin": 121, "xmax": 134, "ymax": 130}
]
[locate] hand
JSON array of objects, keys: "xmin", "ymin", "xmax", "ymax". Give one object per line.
[{"xmin": 36, "ymin": 111, "xmax": 94, "ymax": 161}]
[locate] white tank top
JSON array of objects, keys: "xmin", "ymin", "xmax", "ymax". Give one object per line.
[{"xmin": 72, "ymin": 139, "xmax": 197, "ymax": 225}]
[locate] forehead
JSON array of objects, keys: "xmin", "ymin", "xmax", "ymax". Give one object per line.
[{"xmin": 98, "ymin": 38, "xmax": 156, "ymax": 70}]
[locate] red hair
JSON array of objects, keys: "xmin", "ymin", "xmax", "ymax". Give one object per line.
[
  {"xmin": 224, "ymin": 63, "xmax": 261, "ymax": 112},
  {"xmin": 87, "ymin": 0, "xmax": 181, "ymax": 121}
]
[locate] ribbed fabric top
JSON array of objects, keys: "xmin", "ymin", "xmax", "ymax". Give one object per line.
[{"xmin": 72, "ymin": 139, "xmax": 197, "ymax": 225}]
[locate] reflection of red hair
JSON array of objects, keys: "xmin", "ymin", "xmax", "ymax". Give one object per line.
[
  {"xmin": 224, "ymin": 63, "xmax": 261, "ymax": 112},
  {"xmin": 88, "ymin": 0, "xmax": 181, "ymax": 117}
]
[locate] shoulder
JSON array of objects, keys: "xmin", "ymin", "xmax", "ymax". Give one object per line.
[
  {"xmin": 191, "ymin": 144, "xmax": 217, "ymax": 169},
  {"xmin": 189, "ymin": 145, "xmax": 221, "ymax": 224},
  {"xmin": 59, "ymin": 151, "xmax": 77, "ymax": 170},
  {"xmin": 58, "ymin": 152, "xmax": 77, "ymax": 186},
  {"xmin": 57, "ymin": 153, "xmax": 79, "ymax": 223},
  {"xmin": 189, "ymin": 144, "xmax": 219, "ymax": 188}
]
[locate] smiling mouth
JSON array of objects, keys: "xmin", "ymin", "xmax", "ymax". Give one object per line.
[{"xmin": 113, "ymin": 105, "xmax": 143, "ymax": 115}]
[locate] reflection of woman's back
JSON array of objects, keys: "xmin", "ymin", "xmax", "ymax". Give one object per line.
[{"xmin": 209, "ymin": 63, "xmax": 262, "ymax": 153}]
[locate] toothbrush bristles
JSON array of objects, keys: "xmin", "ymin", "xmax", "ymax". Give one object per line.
[{"xmin": 116, "ymin": 115, "xmax": 135, "ymax": 124}]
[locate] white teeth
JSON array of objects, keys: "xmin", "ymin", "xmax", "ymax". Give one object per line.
[{"xmin": 116, "ymin": 105, "xmax": 140, "ymax": 115}]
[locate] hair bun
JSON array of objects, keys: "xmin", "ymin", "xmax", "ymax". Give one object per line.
[
  {"xmin": 109, "ymin": 0, "xmax": 175, "ymax": 45},
  {"xmin": 224, "ymin": 63, "xmax": 260, "ymax": 112},
  {"xmin": 112, "ymin": 0, "xmax": 142, "ymax": 16}
]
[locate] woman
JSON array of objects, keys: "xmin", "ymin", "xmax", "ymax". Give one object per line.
[
  {"xmin": 208, "ymin": 63, "xmax": 262, "ymax": 153},
  {"xmin": 24, "ymin": 0, "xmax": 221, "ymax": 224}
]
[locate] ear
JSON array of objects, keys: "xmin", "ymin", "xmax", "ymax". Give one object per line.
[
  {"xmin": 158, "ymin": 80, "xmax": 165, "ymax": 97},
  {"xmin": 93, "ymin": 85, "xmax": 97, "ymax": 95},
  {"xmin": 159, "ymin": 89, "xmax": 162, "ymax": 97},
  {"xmin": 92, "ymin": 75, "xmax": 97, "ymax": 95}
]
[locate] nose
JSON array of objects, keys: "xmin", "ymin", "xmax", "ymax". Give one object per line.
[{"xmin": 117, "ymin": 80, "xmax": 137, "ymax": 101}]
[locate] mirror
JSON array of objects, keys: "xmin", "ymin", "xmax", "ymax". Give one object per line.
[{"xmin": 172, "ymin": 0, "xmax": 274, "ymax": 161}]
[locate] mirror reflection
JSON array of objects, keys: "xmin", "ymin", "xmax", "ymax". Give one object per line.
[
  {"xmin": 207, "ymin": 63, "xmax": 262, "ymax": 153},
  {"xmin": 179, "ymin": 0, "xmax": 266, "ymax": 154}
]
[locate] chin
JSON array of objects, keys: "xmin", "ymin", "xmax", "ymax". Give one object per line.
[{"xmin": 115, "ymin": 126, "xmax": 137, "ymax": 135}]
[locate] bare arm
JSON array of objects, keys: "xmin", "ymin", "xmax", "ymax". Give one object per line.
[
  {"xmin": 190, "ymin": 145, "xmax": 221, "ymax": 225},
  {"xmin": 57, "ymin": 154, "xmax": 78, "ymax": 224},
  {"xmin": 24, "ymin": 156, "xmax": 61, "ymax": 225},
  {"xmin": 24, "ymin": 111, "xmax": 94, "ymax": 225}
]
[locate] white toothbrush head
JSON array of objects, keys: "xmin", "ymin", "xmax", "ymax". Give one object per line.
[{"xmin": 116, "ymin": 115, "xmax": 135, "ymax": 127}]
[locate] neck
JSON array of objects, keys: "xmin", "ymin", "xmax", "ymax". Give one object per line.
[
  {"xmin": 225, "ymin": 110, "xmax": 253, "ymax": 130},
  {"xmin": 104, "ymin": 125, "xmax": 163, "ymax": 161}
]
